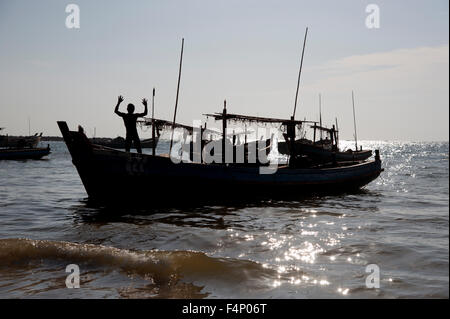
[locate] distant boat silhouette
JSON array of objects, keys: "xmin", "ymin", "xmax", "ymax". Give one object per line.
[{"xmin": 0, "ymin": 129, "xmax": 42, "ymax": 148}]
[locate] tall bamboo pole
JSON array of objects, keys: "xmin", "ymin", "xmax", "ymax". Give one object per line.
[
  {"xmin": 152, "ymin": 87, "xmax": 156, "ymax": 156},
  {"xmin": 222, "ymin": 100, "xmax": 227, "ymax": 165},
  {"xmin": 292, "ymin": 27, "xmax": 308, "ymax": 119},
  {"xmin": 335, "ymin": 117, "xmax": 339, "ymax": 148},
  {"xmin": 169, "ymin": 38, "xmax": 185, "ymax": 154},
  {"xmin": 319, "ymin": 93, "xmax": 322, "ymax": 141},
  {"xmin": 352, "ymin": 90, "xmax": 358, "ymax": 151}
]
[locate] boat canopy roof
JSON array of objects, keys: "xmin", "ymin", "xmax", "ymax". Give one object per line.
[
  {"xmin": 138, "ymin": 117, "xmax": 219, "ymax": 135},
  {"xmin": 139, "ymin": 118, "xmax": 195, "ymax": 132},
  {"xmin": 204, "ymin": 112, "xmax": 316, "ymax": 126},
  {"xmin": 310, "ymin": 123, "xmax": 338, "ymax": 133}
]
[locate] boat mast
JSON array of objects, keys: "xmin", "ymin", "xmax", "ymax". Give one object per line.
[
  {"xmin": 222, "ymin": 100, "xmax": 227, "ymax": 165},
  {"xmin": 169, "ymin": 38, "xmax": 185, "ymax": 154},
  {"xmin": 352, "ymin": 90, "xmax": 358, "ymax": 151},
  {"xmin": 319, "ymin": 93, "xmax": 323, "ymax": 141},
  {"xmin": 152, "ymin": 87, "xmax": 156, "ymax": 156},
  {"xmin": 292, "ymin": 27, "xmax": 308, "ymax": 119},
  {"xmin": 335, "ymin": 117, "xmax": 339, "ymax": 148}
]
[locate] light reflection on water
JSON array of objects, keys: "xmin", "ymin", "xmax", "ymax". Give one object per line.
[{"xmin": 0, "ymin": 141, "xmax": 448, "ymax": 298}]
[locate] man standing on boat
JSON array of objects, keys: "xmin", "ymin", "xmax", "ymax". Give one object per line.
[{"xmin": 114, "ymin": 95, "xmax": 148, "ymax": 154}]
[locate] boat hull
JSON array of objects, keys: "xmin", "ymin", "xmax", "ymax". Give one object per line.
[
  {"xmin": 58, "ymin": 121, "xmax": 382, "ymax": 205},
  {"xmin": 0, "ymin": 146, "xmax": 51, "ymax": 160},
  {"xmin": 89, "ymin": 137, "xmax": 159, "ymax": 149}
]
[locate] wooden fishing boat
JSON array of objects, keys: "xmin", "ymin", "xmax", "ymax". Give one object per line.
[
  {"xmin": 277, "ymin": 140, "xmax": 373, "ymax": 162},
  {"xmin": 58, "ymin": 121, "xmax": 382, "ymax": 204},
  {"xmin": 0, "ymin": 132, "xmax": 42, "ymax": 148},
  {"xmin": 277, "ymin": 121, "xmax": 372, "ymax": 163},
  {"xmin": 300, "ymin": 143, "xmax": 372, "ymax": 162},
  {"xmin": 0, "ymin": 145, "xmax": 51, "ymax": 160},
  {"xmin": 58, "ymin": 37, "xmax": 382, "ymax": 205}
]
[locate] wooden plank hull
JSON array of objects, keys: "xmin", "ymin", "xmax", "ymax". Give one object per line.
[
  {"xmin": 58, "ymin": 122, "xmax": 382, "ymax": 205},
  {"xmin": 89, "ymin": 137, "xmax": 159, "ymax": 149}
]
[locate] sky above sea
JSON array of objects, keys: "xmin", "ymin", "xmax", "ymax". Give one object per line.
[{"xmin": 0, "ymin": 0, "xmax": 448, "ymax": 141}]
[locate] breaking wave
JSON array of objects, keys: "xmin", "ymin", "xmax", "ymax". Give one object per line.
[{"xmin": 0, "ymin": 238, "xmax": 285, "ymax": 298}]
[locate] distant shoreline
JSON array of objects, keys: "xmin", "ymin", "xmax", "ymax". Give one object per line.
[
  {"xmin": 41, "ymin": 136, "xmax": 123, "ymax": 141},
  {"xmin": 41, "ymin": 136, "xmax": 64, "ymax": 141}
]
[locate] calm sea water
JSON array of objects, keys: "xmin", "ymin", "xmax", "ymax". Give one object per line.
[{"xmin": 0, "ymin": 141, "xmax": 448, "ymax": 298}]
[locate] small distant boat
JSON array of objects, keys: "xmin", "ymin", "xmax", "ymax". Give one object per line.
[
  {"xmin": 302, "ymin": 144, "xmax": 372, "ymax": 162},
  {"xmin": 278, "ymin": 140, "xmax": 373, "ymax": 162},
  {"xmin": 277, "ymin": 122, "xmax": 372, "ymax": 163},
  {"xmin": 0, "ymin": 131, "xmax": 42, "ymax": 148},
  {"xmin": 0, "ymin": 145, "xmax": 51, "ymax": 160}
]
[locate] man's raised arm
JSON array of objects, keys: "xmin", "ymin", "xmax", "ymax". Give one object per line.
[
  {"xmin": 115, "ymin": 95, "xmax": 125, "ymax": 116},
  {"xmin": 137, "ymin": 98, "xmax": 148, "ymax": 117}
]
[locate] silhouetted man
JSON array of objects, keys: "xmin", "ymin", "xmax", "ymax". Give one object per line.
[{"xmin": 114, "ymin": 95, "xmax": 148, "ymax": 153}]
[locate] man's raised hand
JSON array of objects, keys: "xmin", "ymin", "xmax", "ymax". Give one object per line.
[
  {"xmin": 118, "ymin": 95, "xmax": 124, "ymax": 104},
  {"xmin": 142, "ymin": 98, "xmax": 148, "ymax": 107}
]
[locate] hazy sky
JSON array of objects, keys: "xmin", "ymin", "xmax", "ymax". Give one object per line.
[{"xmin": 0, "ymin": 0, "xmax": 448, "ymax": 140}]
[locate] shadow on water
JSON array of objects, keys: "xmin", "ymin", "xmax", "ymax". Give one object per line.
[
  {"xmin": 68, "ymin": 188, "xmax": 382, "ymax": 228},
  {"xmin": 70, "ymin": 199, "xmax": 247, "ymax": 229}
]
